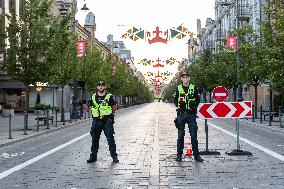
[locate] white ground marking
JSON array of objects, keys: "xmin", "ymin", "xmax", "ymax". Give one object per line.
[
  {"xmin": 0, "ymin": 117, "xmax": 124, "ymax": 180},
  {"xmin": 201, "ymin": 120, "xmax": 284, "ymax": 161}
]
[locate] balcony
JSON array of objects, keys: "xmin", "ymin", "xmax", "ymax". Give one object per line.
[
  {"xmin": 221, "ymin": 0, "xmax": 232, "ymax": 6},
  {"xmin": 206, "ymin": 41, "xmax": 215, "ymax": 49},
  {"xmin": 216, "ymin": 30, "xmax": 226, "ymax": 41},
  {"xmin": 237, "ymin": 4, "xmax": 250, "ymax": 22}
]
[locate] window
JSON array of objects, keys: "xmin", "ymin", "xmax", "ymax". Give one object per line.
[
  {"xmin": 9, "ymin": 0, "xmax": 16, "ymax": 13},
  {"xmin": 0, "ymin": 0, "xmax": 5, "ymax": 8},
  {"xmin": 20, "ymin": 0, "xmax": 26, "ymax": 17}
]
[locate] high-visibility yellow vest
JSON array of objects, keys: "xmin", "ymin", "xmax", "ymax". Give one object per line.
[
  {"xmin": 91, "ymin": 93, "xmax": 113, "ymax": 117},
  {"xmin": 177, "ymin": 84, "xmax": 196, "ymax": 109}
]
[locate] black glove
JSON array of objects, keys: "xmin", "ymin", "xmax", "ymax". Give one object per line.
[{"xmin": 174, "ymin": 118, "xmax": 181, "ymax": 129}]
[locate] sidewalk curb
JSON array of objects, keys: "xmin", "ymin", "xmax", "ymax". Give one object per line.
[
  {"xmin": 239, "ymin": 119, "xmax": 284, "ymax": 133},
  {"xmin": 0, "ymin": 118, "xmax": 92, "ymax": 149}
]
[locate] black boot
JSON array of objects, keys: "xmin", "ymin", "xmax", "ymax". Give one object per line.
[
  {"xmin": 112, "ymin": 155, "xmax": 119, "ymax": 163},
  {"xmin": 194, "ymin": 155, "xmax": 203, "ymax": 162},
  {"xmin": 176, "ymin": 154, "xmax": 182, "ymax": 162},
  {"xmin": 87, "ymin": 155, "xmax": 97, "ymax": 163}
]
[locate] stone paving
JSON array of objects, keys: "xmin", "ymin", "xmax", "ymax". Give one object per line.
[{"xmin": 0, "ymin": 103, "xmax": 283, "ymax": 189}]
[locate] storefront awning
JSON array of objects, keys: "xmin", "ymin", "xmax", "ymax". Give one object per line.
[{"xmin": 0, "ymin": 81, "xmax": 26, "ymax": 89}]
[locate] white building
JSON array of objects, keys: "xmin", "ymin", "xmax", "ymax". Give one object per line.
[
  {"xmin": 199, "ymin": 0, "xmax": 267, "ymax": 53},
  {"xmin": 197, "ymin": 0, "xmax": 275, "ymax": 109}
]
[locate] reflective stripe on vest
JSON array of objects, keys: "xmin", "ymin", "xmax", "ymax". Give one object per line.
[
  {"xmin": 177, "ymin": 84, "xmax": 195, "ymax": 109},
  {"xmin": 91, "ymin": 93, "xmax": 113, "ymax": 117}
]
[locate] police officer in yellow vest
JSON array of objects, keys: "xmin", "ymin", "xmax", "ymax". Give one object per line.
[
  {"xmin": 87, "ymin": 81, "xmax": 119, "ymax": 163},
  {"xmin": 173, "ymin": 72, "xmax": 203, "ymax": 162}
]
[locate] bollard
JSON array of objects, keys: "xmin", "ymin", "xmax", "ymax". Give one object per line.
[
  {"xmin": 69, "ymin": 108, "xmax": 72, "ymax": 123},
  {"xmin": 8, "ymin": 114, "xmax": 13, "ymax": 139},
  {"xmin": 23, "ymin": 111, "xmax": 27, "ymax": 135},
  {"xmin": 260, "ymin": 105, "xmax": 263, "ymax": 124},
  {"xmin": 55, "ymin": 109, "xmax": 58, "ymax": 127},
  {"xmin": 46, "ymin": 110, "xmax": 50, "ymax": 129},
  {"xmin": 84, "ymin": 107, "xmax": 86, "ymax": 119},
  {"xmin": 252, "ymin": 105, "xmax": 255, "ymax": 122},
  {"xmin": 279, "ymin": 106, "xmax": 282, "ymax": 128},
  {"xmin": 269, "ymin": 105, "xmax": 272, "ymax": 126},
  {"xmin": 36, "ymin": 110, "xmax": 39, "ymax": 131}
]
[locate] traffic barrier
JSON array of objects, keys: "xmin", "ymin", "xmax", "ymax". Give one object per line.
[{"xmin": 198, "ymin": 87, "xmax": 252, "ymax": 156}]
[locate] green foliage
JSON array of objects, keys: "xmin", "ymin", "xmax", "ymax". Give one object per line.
[
  {"xmin": 262, "ymin": 0, "xmax": 284, "ymax": 94},
  {"xmin": 34, "ymin": 103, "xmax": 53, "ymax": 110},
  {"xmin": 48, "ymin": 14, "xmax": 79, "ymax": 88},
  {"xmin": 77, "ymin": 47, "xmax": 153, "ymax": 101},
  {"xmin": 4, "ymin": 0, "xmax": 55, "ymax": 86}
]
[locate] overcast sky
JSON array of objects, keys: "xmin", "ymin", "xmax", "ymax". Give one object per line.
[{"xmin": 76, "ymin": 0, "xmax": 215, "ymax": 83}]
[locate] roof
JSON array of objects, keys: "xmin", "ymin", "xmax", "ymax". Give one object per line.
[
  {"xmin": 85, "ymin": 12, "xmax": 95, "ymax": 26},
  {"xmin": 0, "ymin": 81, "xmax": 26, "ymax": 89}
]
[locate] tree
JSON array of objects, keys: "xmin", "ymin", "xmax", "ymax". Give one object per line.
[
  {"xmin": 262, "ymin": 0, "xmax": 284, "ymax": 94},
  {"xmin": 48, "ymin": 14, "xmax": 79, "ymax": 124},
  {"xmin": 4, "ymin": 0, "xmax": 55, "ymax": 113}
]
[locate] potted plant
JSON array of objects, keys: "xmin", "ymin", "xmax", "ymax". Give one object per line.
[
  {"xmin": 34, "ymin": 103, "xmax": 46, "ymax": 115},
  {"xmin": 2, "ymin": 104, "xmax": 14, "ymax": 117},
  {"xmin": 34, "ymin": 103, "xmax": 53, "ymax": 115}
]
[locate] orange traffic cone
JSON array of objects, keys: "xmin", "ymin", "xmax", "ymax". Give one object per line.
[{"xmin": 185, "ymin": 142, "xmax": 193, "ymax": 156}]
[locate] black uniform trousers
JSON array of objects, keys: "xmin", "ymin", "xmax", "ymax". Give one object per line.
[
  {"xmin": 176, "ymin": 112, "xmax": 200, "ymax": 156},
  {"xmin": 90, "ymin": 117, "xmax": 117, "ymax": 158}
]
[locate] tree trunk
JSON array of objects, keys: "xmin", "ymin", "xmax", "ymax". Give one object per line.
[
  {"xmin": 254, "ymin": 84, "xmax": 258, "ymax": 119},
  {"xmin": 61, "ymin": 86, "xmax": 65, "ymax": 125}
]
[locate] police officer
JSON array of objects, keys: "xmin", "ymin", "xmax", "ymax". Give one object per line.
[
  {"xmin": 173, "ymin": 72, "xmax": 203, "ymax": 162},
  {"xmin": 87, "ymin": 80, "xmax": 119, "ymax": 163}
]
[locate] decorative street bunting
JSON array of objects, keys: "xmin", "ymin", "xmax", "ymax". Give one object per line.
[
  {"xmin": 153, "ymin": 58, "xmax": 164, "ymax": 67},
  {"xmin": 138, "ymin": 57, "xmax": 181, "ymax": 67},
  {"xmin": 121, "ymin": 25, "xmax": 194, "ymax": 44}
]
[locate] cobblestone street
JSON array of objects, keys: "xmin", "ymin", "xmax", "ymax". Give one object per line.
[{"xmin": 0, "ymin": 103, "xmax": 283, "ymax": 189}]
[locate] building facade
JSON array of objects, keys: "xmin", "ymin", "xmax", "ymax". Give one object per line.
[
  {"xmin": 197, "ymin": 0, "xmax": 275, "ymax": 110},
  {"xmin": 0, "ymin": 0, "xmax": 97, "ymax": 112}
]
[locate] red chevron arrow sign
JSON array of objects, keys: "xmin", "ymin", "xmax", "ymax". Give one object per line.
[{"xmin": 197, "ymin": 101, "xmax": 252, "ymax": 119}]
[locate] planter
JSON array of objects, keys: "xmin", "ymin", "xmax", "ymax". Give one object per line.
[
  {"xmin": 34, "ymin": 110, "xmax": 52, "ymax": 115},
  {"xmin": 2, "ymin": 109, "xmax": 15, "ymax": 117}
]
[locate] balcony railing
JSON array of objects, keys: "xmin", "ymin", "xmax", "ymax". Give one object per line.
[
  {"xmin": 237, "ymin": 4, "xmax": 250, "ymax": 21},
  {"xmin": 206, "ymin": 41, "xmax": 215, "ymax": 49},
  {"xmin": 221, "ymin": 0, "xmax": 232, "ymax": 6},
  {"xmin": 216, "ymin": 30, "xmax": 226, "ymax": 41}
]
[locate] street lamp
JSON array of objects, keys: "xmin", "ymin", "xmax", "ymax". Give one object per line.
[
  {"xmin": 81, "ymin": 0, "xmax": 89, "ymax": 11},
  {"xmin": 59, "ymin": 0, "xmax": 89, "ymax": 120}
]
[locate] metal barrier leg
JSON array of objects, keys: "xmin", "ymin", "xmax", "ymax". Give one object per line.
[
  {"xmin": 227, "ymin": 118, "xmax": 252, "ymax": 156},
  {"xmin": 8, "ymin": 114, "xmax": 13, "ymax": 139},
  {"xmin": 199, "ymin": 119, "xmax": 220, "ymax": 155}
]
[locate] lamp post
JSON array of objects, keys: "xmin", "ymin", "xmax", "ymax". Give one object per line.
[
  {"xmin": 236, "ymin": 1, "xmax": 243, "ymax": 102},
  {"xmin": 59, "ymin": 0, "xmax": 89, "ymax": 120}
]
